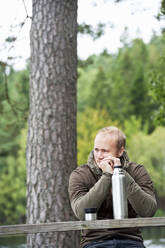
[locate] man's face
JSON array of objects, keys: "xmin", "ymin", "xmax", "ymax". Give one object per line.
[{"xmin": 94, "ymin": 133, "xmax": 122, "ymax": 166}]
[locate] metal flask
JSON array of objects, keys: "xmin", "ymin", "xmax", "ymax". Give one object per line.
[{"xmin": 112, "ymin": 165, "xmax": 128, "ymax": 219}]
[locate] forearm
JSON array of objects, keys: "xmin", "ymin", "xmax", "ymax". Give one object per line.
[
  {"xmin": 125, "ymin": 172, "xmax": 157, "ymax": 217},
  {"xmin": 71, "ymin": 173, "xmax": 111, "ymax": 220}
]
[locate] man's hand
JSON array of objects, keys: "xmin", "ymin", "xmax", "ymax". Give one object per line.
[{"xmin": 98, "ymin": 155, "xmax": 121, "ymax": 174}]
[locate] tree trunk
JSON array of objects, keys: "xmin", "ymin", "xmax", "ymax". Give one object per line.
[{"xmin": 26, "ymin": 0, "xmax": 79, "ymax": 247}]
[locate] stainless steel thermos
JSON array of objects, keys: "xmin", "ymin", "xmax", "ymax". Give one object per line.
[{"xmin": 112, "ymin": 165, "xmax": 128, "ymax": 219}]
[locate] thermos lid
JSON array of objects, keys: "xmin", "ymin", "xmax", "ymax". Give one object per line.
[
  {"xmin": 85, "ymin": 208, "xmax": 97, "ymax": 214},
  {"xmin": 114, "ymin": 165, "xmax": 122, "ymax": 169}
]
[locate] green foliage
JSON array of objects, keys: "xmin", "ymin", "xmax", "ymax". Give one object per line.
[
  {"xmin": 0, "ymin": 66, "xmax": 28, "ymax": 224},
  {"xmin": 154, "ymin": 208, "xmax": 165, "ymax": 217},
  {"xmin": 127, "ymin": 127, "xmax": 165, "ymax": 197},
  {"xmin": 157, "ymin": 0, "xmax": 165, "ymax": 21},
  {"xmin": 148, "ymin": 34, "xmax": 165, "ymax": 125},
  {"xmin": 7, "ymin": 67, "xmax": 29, "ymax": 118},
  {"xmin": 5, "ymin": 36, "xmax": 17, "ymax": 43},
  {"xmin": 0, "ymin": 128, "xmax": 26, "ymax": 224},
  {"xmin": 78, "ymin": 22, "xmax": 106, "ymax": 40},
  {"xmin": 78, "ymin": 37, "xmax": 158, "ymax": 130},
  {"xmin": 0, "ymin": 66, "xmax": 29, "ymax": 172},
  {"xmin": 150, "ymin": 73, "xmax": 165, "ymax": 125},
  {"xmin": 147, "ymin": 5, "xmax": 165, "ymax": 125},
  {"xmin": 123, "ymin": 116, "xmax": 148, "ymax": 147}
]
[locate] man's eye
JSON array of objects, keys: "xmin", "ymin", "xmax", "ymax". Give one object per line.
[{"xmin": 102, "ymin": 150, "xmax": 108, "ymax": 153}]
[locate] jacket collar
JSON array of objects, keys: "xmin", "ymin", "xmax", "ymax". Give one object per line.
[
  {"xmin": 121, "ymin": 150, "xmax": 130, "ymax": 169},
  {"xmin": 87, "ymin": 151, "xmax": 102, "ymax": 177}
]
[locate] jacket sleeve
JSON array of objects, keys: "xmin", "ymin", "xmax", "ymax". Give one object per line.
[
  {"xmin": 125, "ymin": 164, "xmax": 157, "ymax": 217},
  {"xmin": 68, "ymin": 169, "xmax": 112, "ymax": 220}
]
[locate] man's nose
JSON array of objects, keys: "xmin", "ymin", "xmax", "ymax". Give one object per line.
[{"xmin": 98, "ymin": 151, "xmax": 104, "ymax": 159}]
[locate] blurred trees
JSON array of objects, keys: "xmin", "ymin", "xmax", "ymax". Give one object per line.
[
  {"xmin": 0, "ymin": 67, "xmax": 29, "ymax": 171},
  {"xmin": 149, "ymin": 0, "xmax": 165, "ymax": 125},
  {"xmin": 78, "ymin": 37, "xmax": 158, "ymax": 131},
  {"xmin": 0, "ymin": 67, "xmax": 28, "ymax": 224},
  {"xmin": 128, "ymin": 127, "xmax": 165, "ymax": 197},
  {"xmin": 0, "ymin": 128, "xmax": 26, "ymax": 224},
  {"xmin": 148, "ymin": 35, "xmax": 165, "ymax": 125}
]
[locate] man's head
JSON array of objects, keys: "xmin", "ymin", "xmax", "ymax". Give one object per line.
[{"xmin": 93, "ymin": 126, "xmax": 126, "ymax": 165}]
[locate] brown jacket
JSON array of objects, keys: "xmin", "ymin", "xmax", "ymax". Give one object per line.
[{"xmin": 68, "ymin": 151, "xmax": 157, "ymax": 248}]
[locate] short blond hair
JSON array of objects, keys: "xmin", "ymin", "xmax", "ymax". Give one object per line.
[{"xmin": 96, "ymin": 126, "xmax": 126, "ymax": 150}]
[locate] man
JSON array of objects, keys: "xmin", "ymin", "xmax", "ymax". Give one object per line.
[{"xmin": 68, "ymin": 126, "xmax": 157, "ymax": 248}]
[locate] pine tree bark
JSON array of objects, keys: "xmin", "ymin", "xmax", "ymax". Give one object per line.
[{"xmin": 26, "ymin": 0, "xmax": 79, "ymax": 247}]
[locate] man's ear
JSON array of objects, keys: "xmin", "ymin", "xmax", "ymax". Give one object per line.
[{"xmin": 118, "ymin": 146, "xmax": 124, "ymax": 157}]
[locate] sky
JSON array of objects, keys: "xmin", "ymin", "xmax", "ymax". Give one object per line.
[{"xmin": 0, "ymin": 0, "xmax": 162, "ymax": 70}]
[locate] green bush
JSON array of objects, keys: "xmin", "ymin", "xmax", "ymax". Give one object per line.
[
  {"xmin": 127, "ymin": 126, "xmax": 165, "ymax": 197},
  {"xmin": 0, "ymin": 128, "xmax": 26, "ymax": 224}
]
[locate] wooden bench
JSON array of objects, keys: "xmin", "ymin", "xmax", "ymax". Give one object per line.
[{"xmin": 0, "ymin": 217, "xmax": 165, "ymax": 236}]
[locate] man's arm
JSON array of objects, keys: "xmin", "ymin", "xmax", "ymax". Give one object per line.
[
  {"xmin": 99, "ymin": 156, "xmax": 157, "ymax": 217},
  {"xmin": 68, "ymin": 169, "xmax": 111, "ymax": 220},
  {"xmin": 125, "ymin": 165, "xmax": 157, "ymax": 217}
]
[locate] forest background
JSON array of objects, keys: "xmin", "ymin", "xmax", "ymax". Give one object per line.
[{"xmin": 0, "ymin": 1, "xmax": 165, "ymax": 225}]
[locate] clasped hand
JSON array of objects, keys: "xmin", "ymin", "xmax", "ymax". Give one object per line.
[{"xmin": 98, "ymin": 155, "xmax": 121, "ymax": 174}]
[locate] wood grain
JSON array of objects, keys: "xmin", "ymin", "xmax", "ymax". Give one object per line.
[{"xmin": 0, "ymin": 217, "xmax": 165, "ymax": 236}]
